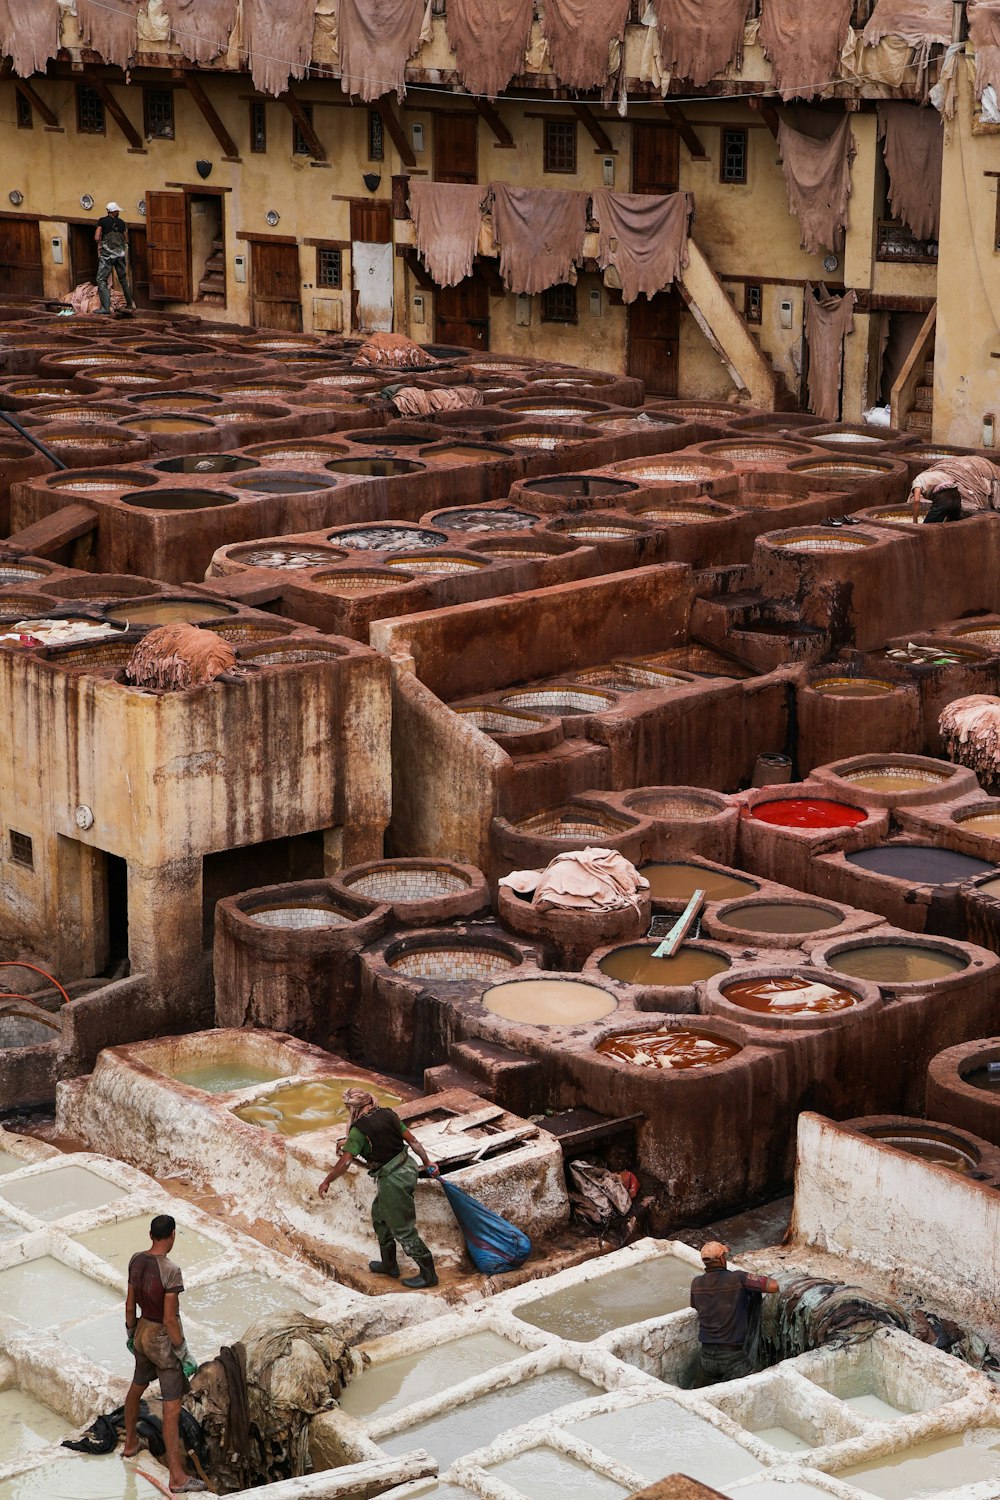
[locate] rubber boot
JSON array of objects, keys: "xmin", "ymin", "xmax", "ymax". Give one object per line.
[
  {"xmin": 97, "ymin": 278, "xmax": 111, "ymax": 313},
  {"xmin": 402, "ymin": 1254, "xmax": 438, "ymax": 1289},
  {"xmin": 368, "ymin": 1243, "xmax": 400, "ymax": 1278}
]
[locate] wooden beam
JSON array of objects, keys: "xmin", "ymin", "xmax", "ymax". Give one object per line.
[
  {"xmin": 282, "ymin": 91, "xmax": 326, "ymax": 161},
  {"xmin": 475, "ymin": 96, "xmax": 515, "ymax": 148},
  {"xmin": 14, "ymin": 81, "xmax": 61, "ymax": 130},
  {"xmin": 92, "ymin": 80, "xmax": 143, "ymax": 150},
  {"xmin": 398, "ymin": 245, "xmax": 436, "ymax": 291},
  {"xmin": 376, "ymin": 100, "xmax": 416, "ymax": 169},
  {"xmin": 571, "ymin": 102, "xmax": 614, "ymax": 154},
  {"xmin": 183, "ymin": 75, "xmax": 240, "ymax": 161},
  {"xmin": 748, "ymin": 96, "xmax": 780, "ymax": 139},
  {"xmin": 664, "ymin": 103, "xmax": 708, "ymax": 160}
]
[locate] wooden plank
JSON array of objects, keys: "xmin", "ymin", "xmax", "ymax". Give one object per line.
[
  {"xmin": 184, "ymin": 75, "xmax": 240, "ymax": 160},
  {"xmin": 664, "ymin": 103, "xmax": 708, "ymax": 160},
  {"xmin": 571, "ymin": 102, "xmax": 613, "ymax": 155},
  {"xmin": 7, "ymin": 505, "xmax": 99, "ymax": 557},
  {"xmin": 376, "ymin": 100, "xmax": 416, "ymax": 169},
  {"xmin": 14, "ymin": 82, "xmax": 60, "ymax": 130},
  {"xmin": 92, "ymin": 81, "xmax": 143, "ymax": 150},
  {"xmin": 475, "ymin": 97, "xmax": 514, "ymax": 148},
  {"xmin": 542, "ymin": 1110, "xmax": 644, "ymax": 1153}
]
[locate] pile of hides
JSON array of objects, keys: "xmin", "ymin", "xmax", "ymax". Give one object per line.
[
  {"xmin": 876, "ymin": 103, "xmax": 942, "ymax": 240},
  {"xmin": 490, "ymin": 184, "xmax": 588, "ymax": 295},
  {"xmin": 759, "ymin": 0, "xmax": 854, "ymax": 100},
  {"xmin": 408, "ymin": 181, "xmax": 486, "ymax": 288},
  {"xmin": 939, "ymin": 695, "xmax": 1000, "ymax": 782},
  {"xmin": 761, "ymin": 1275, "xmax": 999, "ymax": 1373},
  {"xmin": 593, "ymin": 189, "xmax": 693, "ymax": 303},
  {"xmin": 124, "ymin": 624, "xmax": 238, "ymax": 691},
  {"xmin": 912, "ymin": 455, "xmax": 1000, "ymax": 509},
  {"xmin": 499, "ymin": 848, "xmax": 649, "ymax": 912},
  {"xmin": 777, "ymin": 113, "xmax": 856, "ymax": 255},
  {"xmin": 64, "ymin": 282, "xmax": 126, "ymax": 315},
  {"xmin": 187, "ymin": 1344, "xmax": 251, "ymax": 1493},
  {"xmin": 390, "ymin": 386, "xmax": 484, "ymax": 417},
  {"xmin": 568, "ymin": 1161, "xmax": 639, "ymax": 1242},
  {"xmin": 244, "ymin": 1316, "xmax": 354, "ymax": 1483},
  {"xmin": 655, "ymin": 0, "xmax": 748, "ymax": 88},
  {"xmin": 804, "ymin": 282, "xmax": 856, "ymax": 422},
  {"xmin": 355, "ymin": 331, "xmax": 437, "ymax": 369},
  {"xmin": 443, "ymin": 0, "xmax": 534, "ymax": 98}
]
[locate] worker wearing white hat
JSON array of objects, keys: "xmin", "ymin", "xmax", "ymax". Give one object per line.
[{"xmin": 94, "ymin": 202, "xmax": 135, "ymax": 312}]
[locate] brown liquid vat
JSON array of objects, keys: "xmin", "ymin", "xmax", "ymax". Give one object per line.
[
  {"xmin": 926, "ymin": 1037, "xmax": 1000, "ymax": 1153},
  {"xmin": 704, "ymin": 965, "xmax": 880, "ymax": 1032},
  {"xmin": 713, "ymin": 899, "xmax": 849, "ymax": 936},
  {"xmin": 641, "ymin": 860, "xmax": 759, "ymax": 906}
]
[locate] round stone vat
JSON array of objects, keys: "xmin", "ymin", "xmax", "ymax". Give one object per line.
[
  {"xmin": 481, "ymin": 974, "xmax": 618, "ymax": 1025},
  {"xmin": 951, "ymin": 803, "xmax": 1000, "ymax": 846},
  {"xmin": 42, "ymin": 427, "xmax": 150, "ymax": 466},
  {"xmin": 496, "ymin": 880, "xmax": 652, "ymax": 970},
  {"xmin": 509, "ymin": 474, "xmax": 640, "ymax": 513},
  {"xmin": 585, "ymin": 938, "xmax": 734, "ymax": 1014},
  {"xmin": 566, "ymin": 662, "xmax": 695, "ymax": 694},
  {"xmin": 696, "ymin": 437, "xmax": 817, "ymax": 468},
  {"xmin": 245, "ymin": 441, "xmax": 351, "ymax": 464},
  {"xmin": 325, "ymin": 457, "xmax": 426, "ymax": 478},
  {"xmin": 492, "ymin": 801, "xmax": 644, "ymax": 883},
  {"xmin": 216, "ymin": 542, "xmax": 349, "ymax": 573},
  {"xmin": 0, "ymin": 1003, "xmax": 61, "ymax": 1109},
  {"xmin": 607, "ymin": 455, "xmax": 735, "ymax": 494},
  {"xmin": 105, "ymin": 597, "xmax": 236, "ymax": 626},
  {"xmin": 419, "ymin": 441, "xmax": 515, "ymax": 464},
  {"xmin": 0, "ymin": 593, "xmax": 65, "ymax": 620},
  {"xmin": 452, "ymin": 704, "xmax": 563, "ymax": 756},
  {"xmin": 121, "ymin": 487, "xmax": 241, "ymax": 511},
  {"xmin": 545, "ymin": 514, "xmax": 655, "ymax": 549},
  {"xmin": 311, "ymin": 567, "xmax": 414, "ymax": 595},
  {"xmin": 798, "ymin": 421, "xmax": 913, "ymax": 450},
  {"xmin": 384, "ymin": 931, "xmax": 527, "ymax": 983},
  {"xmin": 424, "ymin": 505, "xmax": 541, "ymax": 533},
  {"xmin": 384, "ymin": 553, "xmax": 488, "ymax": 576},
  {"xmin": 705, "ymin": 966, "xmax": 879, "ymax": 1030},
  {"xmin": 327, "ymin": 524, "xmax": 447, "ymax": 552},
  {"xmin": 128, "ymin": 392, "xmax": 223, "ymax": 410},
  {"xmin": 0, "ymin": 559, "xmax": 56, "ymax": 586},
  {"xmin": 27, "ymin": 404, "xmax": 125, "ymax": 425},
  {"xmin": 497, "ymin": 685, "xmax": 618, "ymax": 720},
  {"xmin": 330, "ymin": 858, "xmax": 490, "ymax": 927},
  {"xmin": 707, "ymin": 896, "xmax": 864, "ymax": 948},
  {"xmin": 38, "ymin": 575, "xmax": 160, "ymax": 605},
  {"xmin": 595, "ymin": 1021, "xmax": 742, "ymax": 1069},
  {"xmin": 229, "ymin": 470, "xmax": 333, "ymax": 496},
  {"xmin": 847, "ymin": 1114, "xmax": 998, "ymax": 1178},
  {"xmin": 466, "ymin": 534, "xmax": 577, "ymax": 561},
  {"xmin": 155, "ymin": 454, "xmax": 260, "ymax": 474},
  {"xmin": 47, "ymin": 468, "xmax": 157, "ymax": 495},
  {"xmin": 813, "ymin": 753, "xmax": 978, "ymax": 808},
  {"xmin": 617, "ymin": 785, "xmax": 738, "ymax": 864},
  {"xmin": 239, "ymin": 640, "xmax": 350, "ymax": 667},
  {"xmin": 926, "ymin": 1037, "xmax": 1000, "ymax": 1152},
  {"xmin": 797, "ymin": 672, "xmax": 921, "ymax": 776},
  {"xmin": 201, "ymin": 617, "xmax": 297, "ymax": 645},
  {"xmin": 812, "ymin": 932, "xmax": 978, "ymax": 996},
  {"xmin": 770, "ymin": 529, "xmax": 875, "ymax": 555},
  {"xmin": 640, "ymin": 859, "xmax": 759, "ymax": 908},
  {"xmin": 499, "ymin": 396, "xmax": 613, "ymax": 418},
  {"xmin": 501, "ymin": 423, "xmax": 592, "ymax": 450},
  {"xmin": 120, "ymin": 414, "xmax": 216, "ymax": 435},
  {"xmin": 786, "ymin": 455, "xmax": 908, "ymax": 495},
  {"xmin": 350, "ymin": 431, "xmax": 428, "ymax": 448},
  {"xmin": 747, "ymin": 796, "xmax": 867, "ymax": 830},
  {"xmin": 215, "ymin": 881, "xmax": 390, "ymax": 1049}
]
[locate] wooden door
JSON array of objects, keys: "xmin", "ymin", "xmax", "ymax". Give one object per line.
[
  {"xmin": 145, "ymin": 190, "xmax": 190, "ymax": 302},
  {"xmin": 435, "ymin": 272, "xmax": 489, "ymax": 351},
  {"xmin": 0, "ymin": 218, "xmax": 43, "ymax": 296},
  {"xmin": 350, "ymin": 200, "xmax": 392, "ymax": 332},
  {"xmin": 128, "ymin": 225, "xmax": 152, "ymax": 308},
  {"xmin": 250, "ymin": 239, "xmax": 302, "ymax": 330},
  {"xmin": 69, "ymin": 223, "xmax": 99, "ymax": 285},
  {"xmin": 627, "ymin": 290, "xmax": 680, "ymax": 395},
  {"xmin": 434, "ymin": 113, "xmax": 478, "ymax": 183},
  {"xmin": 632, "ymin": 122, "xmax": 679, "ymax": 194}
]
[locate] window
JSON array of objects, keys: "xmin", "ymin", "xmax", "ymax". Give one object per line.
[
  {"xmin": 143, "ymin": 87, "xmax": 174, "ymax": 140},
  {"xmin": 541, "ymin": 283, "xmax": 577, "ymax": 323},
  {"xmin": 368, "ymin": 109, "xmax": 384, "ymax": 162},
  {"xmin": 745, "ymin": 284, "xmax": 762, "ymax": 325},
  {"xmin": 720, "ymin": 127, "xmax": 748, "ymax": 185},
  {"xmin": 544, "ymin": 119, "xmax": 576, "ymax": 174},
  {"xmin": 292, "ymin": 102, "xmax": 314, "ymax": 155},
  {"xmin": 76, "ymin": 84, "xmax": 105, "ymax": 135},
  {"xmin": 9, "ymin": 831, "xmax": 33, "ymax": 869},
  {"xmin": 15, "ymin": 89, "xmax": 32, "ymax": 130},
  {"xmin": 316, "ymin": 246, "xmax": 343, "ymax": 289},
  {"xmin": 250, "ymin": 100, "xmax": 267, "ymax": 153}
]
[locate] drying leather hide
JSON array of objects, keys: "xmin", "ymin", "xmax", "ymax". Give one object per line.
[
  {"xmin": 0, "ymin": 0, "xmax": 60, "ymax": 77},
  {"xmin": 777, "ymin": 112, "xmax": 855, "ymax": 255},
  {"xmin": 408, "ymin": 181, "xmax": 485, "ymax": 288},
  {"xmin": 759, "ymin": 0, "xmax": 854, "ymax": 99},
  {"xmin": 593, "ymin": 189, "xmax": 693, "ymax": 303},
  {"xmin": 876, "ymin": 102, "xmax": 942, "ymax": 240},
  {"xmin": 969, "ymin": 0, "xmax": 1000, "ymax": 99},
  {"xmin": 490, "ymin": 184, "xmax": 588, "ymax": 295},
  {"xmin": 804, "ymin": 283, "xmax": 856, "ymax": 422},
  {"xmin": 337, "ymin": 0, "xmax": 427, "ymax": 100},
  {"xmin": 539, "ymin": 0, "xmax": 631, "ymax": 90},
  {"xmin": 355, "ymin": 330, "xmax": 436, "ymax": 368},
  {"xmin": 242, "ymin": 0, "xmax": 316, "ymax": 96},
  {"xmin": 444, "ymin": 0, "xmax": 535, "ymax": 98},
  {"xmin": 863, "ymin": 0, "xmax": 953, "ymax": 46},
  {"xmin": 125, "ymin": 624, "xmax": 238, "ymax": 691},
  {"xmin": 76, "ymin": 0, "xmax": 138, "ymax": 69},
  {"xmin": 161, "ymin": 0, "xmax": 237, "ymax": 63},
  {"xmin": 655, "ymin": 0, "xmax": 748, "ymax": 86},
  {"xmin": 391, "ymin": 386, "xmax": 484, "ymax": 416}
]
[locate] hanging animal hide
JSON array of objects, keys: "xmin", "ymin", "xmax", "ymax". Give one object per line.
[
  {"xmin": 409, "ymin": 181, "xmax": 485, "ymax": 288},
  {"xmin": 161, "ymin": 0, "xmax": 237, "ymax": 64},
  {"xmin": 444, "ymin": 0, "xmax": 535, "ymax": 98},
  {"xmin": 804, "ymin": 283, "xmax": 856, "ymax": 422},
  {"xmin": 242, "ymin": 0, "xmax": 316, "ymax": 97},
  {"xmin": 336, "ymin": 0, "xmax": 427, "ymax": 100},
  {"xmin": 538, "ymin": 0, "xmax": 631, "ymax": 90},
  {"xmin": 969, "ymin": 0, "xmax": 1000, "ymax": 100},
  {"xmin": 593, "ymin": 189, "xmax": 693, "ymax": 303},
  {"xmin": 489, "ymin": 184, "xmax": 588, "ymax": 295},
  {"xmin": 876, "ymin": 102, "xmax": 942, "ymax": 240},
  {"xmin": 0, "ymin": 0, "xmax": 60, "ymax": 77},
  {"xmin": 76, "ymin": 0, "xmax": 139, "ymax": 69},
  {"xmin": 759, "ymin": 0, "xmax": 854, "ymax": 99},
  {"xmin": 777, "ymin": 112, "xmax": 855, "ymax": 255},
  {"xmin": 655, "ymin": 0, "xmax": 748, "ymax": 87}
]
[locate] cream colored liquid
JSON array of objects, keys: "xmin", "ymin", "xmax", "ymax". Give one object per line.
[
  {"xmin": 960, "ymin": 813, "xmax": 1000, "ymax": 837},
  {"xmin": 481, "ymin": 979, "xmax": 617, "ymax": 1025},
  {"xmin": 0, "ymin": 1453, "xmax": 169, "ymax": 1498},
  {"xmin": 839, "ymin": 1432, "xmax": 1000, "ymax": 1497},
  {"xmin": 845, "ymin": 770, "xmax": 947, "ymax": 791},
  {"xmin": 106, "ymin": 601, "xmax": 232, "ymax": 625},
  {"xmin": 977, "ymin": 875, "xmax": 1000, "ymax": 897},
  {"xmin": 515, "ymin": 1255, "xmax": 695, "ymax": 1340},
  {"xmin": 171, "ymin": 1062, "xmax": 284, "ymax": 1093},
  {"xmin": 62, "ymin": 1306, "xmax": 209, "ymax": 1375},
  {"xmin": 72, "ymin": 1215, "xmax": 225, "ymax": 1272},
  {"xmin": 641, "ymin": 863, "xmax": 758, "ymax": 902},
  {"xmin": 487, "ymin": 1449, "xmax": 630, "ymax": 1498},
  {"xmin": 568, "ymin": 1399, "xmax": 762, "ymax": 1488},
  {"xmin": 0, "ymin": 1387, "xmax": 68, "ymax": 1464},
  {"xmin": 0, "ymin": 1256, "xmax": 120, "ymax": 1329},
  {"xmin": 339, "ymin": 1332, "xmax": 523, "ymax": 1419},
  {"xmin": 380, "ymin": 1372, "xmax": 601, "ymax": 1469},
  {"xmin": 183, "ymin": 1272, "xmax": 318, "ymax": 1345},
  {"xmin": 0, "ymin": 1165, "xmax": 126, "ymax": 1222},
  {"xmin": 598, "ymin": 945, "xmax": 730, "ymax": 986},
  {"xmin": 812, "ymin": 678, "xmax": 894, "ymax": 697},
  {"xmin": 0, "ymin": 1150, "xmax": 23, "ymax": 1175},
  {"xmin": 735, "ymin": 1484, "xmax": 837, "ymax": 1500},
  {"xmin": 234, "ymin": 1077, "xmax": 402, "ymax": 1135},
  {"xmin": 829, "ymin": 944, "xmax": 966, "ymax": 982},
  {"xmin": 844, "ymin": 1392, "xmax": 909, "ymax": 1420},
  {"xmin": 751, "ymin": 1424, "xmax": 815, "ymax": 1452}
]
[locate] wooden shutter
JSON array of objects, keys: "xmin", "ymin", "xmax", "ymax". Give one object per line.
[
  {"xmin": 434, "ymin": 113, "xmax": 478, "ymax": 183},
  {"xmin": 145, "ymin": 190, "xmax": 191, "ymax": 302},
  {"xmin": 0, "ymin": 219, "xmax": 43, "ymax": 297},
  {"xmin": 631, "ymin": 123, "xmax": 679, "ymax": 195},
  {"xmin": 350, "ymin": 200, "xmax": 392, "ymax": 243}
]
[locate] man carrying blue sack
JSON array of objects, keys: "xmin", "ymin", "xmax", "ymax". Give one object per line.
[{"xmin": 318, "ymin": 1088, "xmax": 441, "ymax": 1289}]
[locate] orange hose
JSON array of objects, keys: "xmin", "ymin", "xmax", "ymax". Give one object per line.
[{"xmin": 0, "ymin": 961, "xmax": 71, "ymax": 1008}]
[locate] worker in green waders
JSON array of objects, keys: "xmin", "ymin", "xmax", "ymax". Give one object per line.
[{"xmin": 318, "ymin": 1088, "xmax": 440, "ymax": 1289}]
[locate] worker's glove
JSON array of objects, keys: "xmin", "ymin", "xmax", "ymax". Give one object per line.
[
  {"xmin": 126, "ymin": 1329, "xmax": 135, "ymax": 1355},
  {"xmin": 172, "ymin": 1339, "xmax": 198, "ymax": 1379}
]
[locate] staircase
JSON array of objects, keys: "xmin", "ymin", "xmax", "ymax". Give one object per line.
[
  {"xmin": 680, "ymin": 240, "xmax": 778, "ymax": 410},
  {"xmin": 891, "ymin": 303, "xmax": 936, "ymax": 438},
  {"xmin": 197, "ymin": 237, "xmax": 226, "ymax": 304},
  {"xmin": 906, "ymin": 356, "xmax": 934, "ymax": 436}
]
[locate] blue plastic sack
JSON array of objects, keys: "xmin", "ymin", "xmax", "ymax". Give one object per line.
[{"xmin": 440, "ymin": 1178, "xmax": 531, "ymax": 1274}]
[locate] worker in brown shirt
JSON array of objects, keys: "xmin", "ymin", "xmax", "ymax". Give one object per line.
[
  {"xmin": 689, "ymin": 1240, "xmax": 778, "ymax": 1385},
  {"xmin": 123, "ymin": 1213, "xmax": 204, "ymax": 1494}
]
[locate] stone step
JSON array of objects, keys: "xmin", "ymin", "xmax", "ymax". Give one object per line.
[
  {"xmin": 914, "ymin": 385, "xmax": 934, "ymax": 412},
  {"xmin": 925, "ymin": 359, "xmax": 935, "ymax": 383},
  {"xmin": 906, "ymin": 408, "xmax": 933, "ymax": 435},
  {"xmin": 422, "ymin": 1063, "xmax": 490, "ymax": 1099}
]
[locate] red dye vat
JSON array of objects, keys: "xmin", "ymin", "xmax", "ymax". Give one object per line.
[{"xmin": 751, "ymin": 798, "xmax": 867, "ymax": 830}]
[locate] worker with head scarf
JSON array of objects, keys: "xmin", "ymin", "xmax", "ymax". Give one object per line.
[
  {"xmin": 689, "ymin": 1241, "xmax": 779, "ymax": 1384},
  {"xmin": 318, "ymin": 1089, "xmax": 440, "ymax": 1289}
]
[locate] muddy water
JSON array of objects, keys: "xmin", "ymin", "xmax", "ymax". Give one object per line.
[
  {"xmin": 977, "ymin": 875, "xmax": 1000, "ymax": 897},
  {"xmin": 0, "ymin": 1257, "xmax": 120, "ymax": 1328},
  {"xmin": 839, "ymin": 1431, "xmax": 1000, "ymax": 1497},
  {"xmin": 106, "ymin": 600, "xmax": 232, "ymax": 625},
  {"xmin": 718, "ymin": 903, "xmax": 842, "ymax": 935},
  {"xmin": 0, "ymin": 1388, "xmax": 68, "ymax": 1464},
  {"xmin": 121, "ymin": 416, "xmax": 213, "ymax": 433},
  {"xmin": 339, "ymin": 1332, "xmax": 524, "ymax": 1419},
  {"xmin": 812, "ymin": 678, "xmax": 895, "ymax": 697},
  {"xmin": 596, "ymin": 1027, "xmax": 739, "ymax": 1068},
  {"xmin": 488, "ymin": 1450, "xmax": 630, "ymax": 1498},
  {"xmin": 0, "ymin": 1165, "xmax": 126, "ymax": 1221},
  {"xmin": 723, "ymin": 976, "xmax": 859, "ymax": 1015},
  {"xmin": 829, "ymin": 943, "xmax": 967, "ymax": 982},
  {"xmin": 963, "ymin": 1065, "xmax": 1000, "ymax": 1093},
  {"xmin": 380, "ymin": 1371, "xmax": 601, "ymax": 1469},
  {"xmin": 183, "ymin": 1272, "xmax": 318, "ymax": 1345},
  {"xmin": 642, "ymin": 862, "xmax": 758, "ymax": 902},
  {"xmin": 171, "ymin": 1061, "xmax": 285, "ymax": 1092},
  {"xmin": 515, "ymin": 1255, "xmax": 696, "ymax": 1339},
  {"xmin": 751, "ymin": 798, "xmax": 866, "ymax": 829},
  {"xmin": 0, "ymin": 1451, "xmax": 166, "ymax": 1498},
  {"xmin": 482, "ymin": 979, "xmax": 617, "ymax": 1025},
  {"xmin": 598, "ymin": 944, "xmax": 730, "ymax": 986},
  {"xmin": 568, "ymin": 1399, "xmax": 762, "ymax": 1488},
  {"xmin": 233, "ymin": 1076, "xmax": 402, "ymax": 1134},
  {"xmin": 0, "ymin": 1151, "xmax": 23, "ymax": 1175},
  {"xmin": 846, "ymin": 845, "xmax": 996, "ymax": 882}
]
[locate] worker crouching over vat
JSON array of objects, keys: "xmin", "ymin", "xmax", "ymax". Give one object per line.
[
  {"xmin": 318, "ymin": 1088, "xmax": 441, "ymax": 1289},
  {"xmin": 690, "ymin": 1240, "xmax": 778, "ymax": 1384},
  {"xmin": 910, "ymin": 456, "xmax": 1000, "ymax": 523}
]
